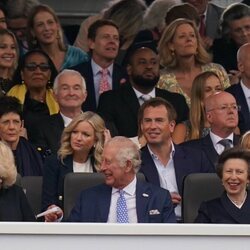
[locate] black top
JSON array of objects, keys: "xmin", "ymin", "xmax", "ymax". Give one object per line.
[{"xmin": 0, "ymin": 185, "xmax": 35, "ymax": 221}]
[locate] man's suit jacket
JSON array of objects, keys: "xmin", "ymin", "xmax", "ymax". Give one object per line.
[
  {"xmin": 97, "ymin": 83, "xmax": 189, "ymax": 137},
  {"xmin": 67, "ymin": 180, "xmax": 176, "ymax": 223},
  {"xmin": 30, "ymin": 113, "xmax": 65, "ymax": 155},
  {"xmin": 71, "ymin": 60, "xmax": 128, "ymax": 112},
  {"xmin": 41, "ymin": 154, "xmax": 96, "ymax": 211},
  {"xmin": 226, "ymin": 83, "xmax": 250, "ymax": 134},
  {"xmin": 195, "ymin": 191, "xmax": 250, "ymax": 224},
  {"xmin": 140, "ymin": 145, "xmax": 214, "ymax": 195},
  {"xmin": 181, "ymin": 134, "xmax": 240, "ymax": 169},
  {"xmin": 206, "ymin": 3, "xmax": 224, "ymax": 39}
]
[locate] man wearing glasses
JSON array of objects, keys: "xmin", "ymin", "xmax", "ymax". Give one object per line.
[{"xmin": 182, "ymin": 91, "xmax": 240, "ymax": 169}]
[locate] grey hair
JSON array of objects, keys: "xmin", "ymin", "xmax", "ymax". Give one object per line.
[
  {"xmin": 6, "ymin": 0, "xmax": 40, "ymax": 19},
  {"xmin": 107, "ymin": 136, "xmax": 141, "ymax": 173},
  {"xmin": 143, "ymin": 0, "xmax": 181, "ymax": 30},
  {"xmin": 53, "ymin": 69, "xmax": 86, "ymax": 94}
]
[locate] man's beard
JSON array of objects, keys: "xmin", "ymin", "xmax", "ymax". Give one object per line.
[{"xmin": 131, "ymin": 74, "xmax": 160, "ymax": 89}]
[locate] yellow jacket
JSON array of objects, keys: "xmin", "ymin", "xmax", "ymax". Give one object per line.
[{"xmin": 7, "ymin": 84, "xmax": 59, "ymax": 115}]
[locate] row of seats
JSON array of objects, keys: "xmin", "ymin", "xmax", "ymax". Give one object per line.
[{"xmin": 17, "ymin": 173, "xmax": 223, "ymax": 222}]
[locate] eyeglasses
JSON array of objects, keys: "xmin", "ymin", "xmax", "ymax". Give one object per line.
[
  {"xmin": 207, "ymin": 104, "xmax": 241, "ymax": 112},
  {"xmin": 24, "ymin": 63, "xmax": 50, "ymax": 72}
]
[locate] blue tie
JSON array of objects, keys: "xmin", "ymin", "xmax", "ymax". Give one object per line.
[{"xmin": 116, "ymin": 190, "xmax": 129, "ymax": 223}]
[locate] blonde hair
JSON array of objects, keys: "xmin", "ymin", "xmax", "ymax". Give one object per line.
[
  {"xmin": 0, "ymin": 29, "xmax": 19, "ymax": 79},
  {"xmin": 0, "ymin": 141, "xmax": 17, "ymax": 188},
  {"xmin": 58, "ymin": 112, "xmax": 106, "ymax": 170},
  {"xmin": 27, "ymin": 4, "xmax": 66, "ymax": 51},
  {"xmin": 240, "ymin": 131, "xmax": 250, "ymax": 150},
  {"xmin": 158, "ymin": 18, "xmax": 211, "ymax": 68},
  {"xmin": 189, "ymin": 71, "xmax": 222, "ymax": 140}
]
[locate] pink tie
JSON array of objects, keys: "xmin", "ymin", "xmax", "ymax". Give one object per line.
[{"xmin": 99, "ymin": 68, "xmax": 111, "ymax": 94}]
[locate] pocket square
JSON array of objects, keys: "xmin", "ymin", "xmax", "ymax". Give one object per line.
[
  {"xmin": 149, "ymin": 209, "xmax": 160, "ymax": 215},
  {"xmin": 142, "ymin": 193, "xmax": 149, "ymax": 197}
]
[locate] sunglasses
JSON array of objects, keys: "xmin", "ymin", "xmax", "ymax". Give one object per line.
[{"xmin": 24, "ymin": 63, "xmax": 50, "ymax": 72}]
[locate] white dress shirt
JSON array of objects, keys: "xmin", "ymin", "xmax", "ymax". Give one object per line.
[
  {"xmin": 107, "ymin": 177, "xmax": 137, "ymax": 223},
  {"xmin": 60, "ymin": 112, "xmax": 73, "ymax": 127},
  {"xmin": 73, "ymin": 158, "xmax": 93, "ymax": 173},
  {"xmin": 240, "ymin": 80, "xmax": 250, "ymax": 112},
  {"xmin": 133, "ymin": 87, "xmax": 155, "ymax": 105},
  {"xmin": 147, "ymin": 143, "xmax": 181, "ymax": 218}
]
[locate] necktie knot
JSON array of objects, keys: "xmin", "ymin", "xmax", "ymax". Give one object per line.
[
  {"xmin": 116, "ymin": 189, "xmax": 129, "ymax": 223},
  {"xmin": 140, "ymin": 94, "xmax": 151, "ymax": 104},
  {"xmin": 218, "ymin": 139, "xmax": 232, "ymax": 151}
]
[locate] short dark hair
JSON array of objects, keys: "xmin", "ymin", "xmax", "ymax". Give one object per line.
[
  {"xmin": 138, "ymin": 97, "xmax": 177, "ymax": 127},
  {"xmin": 216, "ymin": 147, "xmax": 250, "ymax": 179},
  {"xmin": 221, "ymin": 3, "xmax": 250, "ymax": 38},
  {"xmin": 87, "ymin": 19, "xmax": 119, "ymax": 41},
  {"xmin": 0, "ymin": 96, "xmax": 23, "ymax": 120}
]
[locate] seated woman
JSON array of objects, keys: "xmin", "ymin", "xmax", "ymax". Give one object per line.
[
  {"xmin": 172, "ymin": 71, "xmax": 223, "ymax": 144},
  {"xmin": 7, "ymin": 49, "xmax": 59, "ymax": 139},
  {"xmin": 0, "ymin": 29, "xmax": 19, "ymax": 94},
  {"xmin": 0, "ymin": 96, "xmax": 43, "ymax": 176},
  {"xmin": 157, "ymin": 18, "xmax": 230, "ymax": 107},
  {"xmin": 0, "ymin": 141, "xmax": 35, "ymax": 221},
  {"xmin": 42, "ymin": 112, "xmax": 109, "ymax": 213},
  {"xmin": 26, "ymin": 4, "xmax": 89, "ymax": 71},
  {"xmin": 195, "ymin": 147, "xmax": 250, "ymax": 223}
]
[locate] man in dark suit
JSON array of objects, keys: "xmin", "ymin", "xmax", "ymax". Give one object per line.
[
  {"xmin": 30, "ymin": 69, "xmax": 87, "ymax": 154},
  {"xmin": 182, "ymin": 91, "xmax": 239, "ymax": 168},
  {"xmin": 138, "ymin": 97, "xmax": 214, "ymax": 220},
  {"xmin": 226, "ymin": 43, "xmax": 250, "ymax": 134},
  {"xmin": 71, "ymin": 19, "xmax": 128, "ymax": 112},
  {"xmin": 97, "ymin": 41, "xmax": 189, "ymax": 138},
  {"xmin": 45, "ymin": 136, "xmax": 176, "ymax": 223},
  {"xmin": 184, "ymin": 0, "xmax": 224, "ymax": 49}
]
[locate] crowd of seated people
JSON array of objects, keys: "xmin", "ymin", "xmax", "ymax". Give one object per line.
[{"xmin": 0, "ymin": 0, "xmax": 250, "ymax": 224}]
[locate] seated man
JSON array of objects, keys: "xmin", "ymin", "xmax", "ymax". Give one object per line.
[
  {"xmin": 98, "ymin": 41, "xmax": 189, "ymax": 138},
  {"xmin": 182, "ymin": 91, "xmax": 240, "ymax": 168},
  {"xmin": 138, "ymin": 97, "xmax": 214, "ymax": 220},
  {"xmin": 0, "ymin": 96, "xmax": 43, "ymax": 176},
  {"xmin": 45, "ymin": 136, "xmax": 176, "ymax": 223}
]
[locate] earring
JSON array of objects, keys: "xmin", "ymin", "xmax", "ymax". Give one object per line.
[
  {"xmin": 171, "ymin": 50, "xmax": 175, "ymax": 56},
  {"xmin": 21, "ymin": 80, "xmax": 24, "ymax": 85}
]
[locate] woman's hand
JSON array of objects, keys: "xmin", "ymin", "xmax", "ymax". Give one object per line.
[{"xmin": 44, "ymin": 204, "xmax": 63, "ymax": 222}]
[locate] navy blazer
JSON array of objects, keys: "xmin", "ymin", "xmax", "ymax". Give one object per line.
[
  {"xmin": 97, "ymin": 83, "xmax": 189, "ymax": 137},
  {"xmin": 182, "ymin": 134, "xmax": 240, "ymax": 169},
  {"xmin": 41, "ymin": 154, "xmax": 96, "ymax": 211},
  {"xmin": 30, "ymin": 113, "xmax": 65, "ymax": 155},
  {"xmin": 67, "ymin": 181, "xmax": 176, "ymax": 223},
  {"xmin": 140, "ymin": 145, "xmax": 214, "ymax": 195},
  {"xmin": 226, "ymin": 83, "xmax": 250, "ymax": 134},
  {"xmin": 195, "ymin": 191, "xmax": 250, "ymax": 224},
  {"xmin": 71, "ymin": 60, "xmax": 128, "ymax": 112}
]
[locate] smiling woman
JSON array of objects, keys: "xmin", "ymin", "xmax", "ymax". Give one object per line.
[
  {"xmin": 26, "ymin": 4, "xmax": 89, "ymax": 71},
  {"xmin": 0, "ymin": 29, "xmax": 19, "ymax": 94},
  {"xmin": 195, "ymin": 147, "xmax": 250, "ymax": 224}
]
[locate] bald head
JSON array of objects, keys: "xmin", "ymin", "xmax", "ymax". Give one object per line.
[{"xmin": 205, "ymin": 91, "xmax": 238, "ymax": 137}]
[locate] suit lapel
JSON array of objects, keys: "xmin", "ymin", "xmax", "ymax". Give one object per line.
[
  {"xmin": 98, "ymin": 184, "xmax": 112, "ymax": 222},
  {"xmin": 201, "ymin": 135, "xmax": 218, "ymax": 168},
  {"xmin": 136, "ymin": 181, "xmax": 150, "ymax": 223}
]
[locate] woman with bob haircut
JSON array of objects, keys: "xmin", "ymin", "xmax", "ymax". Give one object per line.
[
  {"xmin": 172, "ymin": 71, "xmax": 223, "ymax": 144},
  {"xmin": 157, "ymin": 18, "xmax": 230, "ymax": 107},
  {"xmin": 42, "ymin": 111, "xmax": 110, "ymax": 213},
  {"xmin": 195, "ymin": 147, "xmax": 250, "ymax": 223},
  {"xmin": 26, "ymin": 4, "xmax": 88, "ymax": 71},
  {"xmin": 0, "ymin": 141, "xmax": 35, "ymax": 221}
]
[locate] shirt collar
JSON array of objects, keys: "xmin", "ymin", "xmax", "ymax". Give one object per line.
[
  {"xmin": 91, "ymin": 59, "xmax": 113, "ymax": 76},
  {"xmin": 112, "ymin": 176, "xmax": 137, "ymax": 196},
  {"xmin": 209, "ymin": 131, "xmax": 234, "ymax": 146},
  {"xmin": 147, "ymin": 141, "xmax": 175, "ymax": 161},
  {"xmin": 241, "ymin": 80, "xmax": 250, "ymax": 98},
  {"xmin": 60, "ymin": 112, "xmax": 72, "ymax": 127},
  {"xmin": 132, "ymin": 87, "xmax": 156, "ymax": 99}
]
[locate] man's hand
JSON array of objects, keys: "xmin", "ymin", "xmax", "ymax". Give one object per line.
[
  {"xmin": 44, "ymin": 205, "xmax": 63, "ymax": 222},
  {"xmin": 170, "ymin": 192, "xmax": 182, "ymax": 205}
]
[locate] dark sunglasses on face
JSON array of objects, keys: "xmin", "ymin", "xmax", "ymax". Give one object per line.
[{"xmin": 24, "ymin": 63, "xmax": 51, "ymax": 72}]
